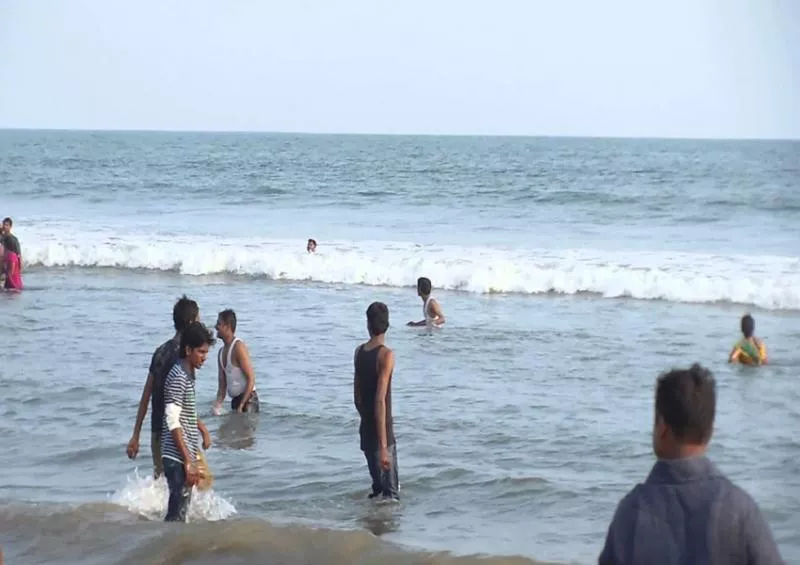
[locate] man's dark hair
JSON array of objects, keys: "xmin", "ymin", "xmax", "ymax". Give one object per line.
[
  {"xmin": 741, "ymin": 314, "xmax": 755, "ymax": 338},
  {"xmin": 179, "ymin": 322, "xmax": 215, "ymax": 358},
  {"xmin": 417, "ymin": 277, "xmax": 432, "ymax": 296},
  {"xmin": 2, "ymin": 217, "xmax": 11, "ymax": 226},
  {"xmin": 218, "ymin": 309, "xmax": 237, "ymax": 333},
  {"xmin": 308, "ymin": 238, "xmax": 317, "ymax": 246},
  {"xmin": 366, "ymin": 302, "xmax": 390, "ymax": 336},
  {"xmin": 173, "ymin": 295, "xmax": 199, "ymax": 333},
  {"xmin": 655, "ymin": 363, "xmax": 716, "ymax": 444}
]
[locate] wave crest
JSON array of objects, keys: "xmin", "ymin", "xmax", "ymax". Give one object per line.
[{"xmin": 21, "ymin": 231, "xmax": 800, "ymax": 310}]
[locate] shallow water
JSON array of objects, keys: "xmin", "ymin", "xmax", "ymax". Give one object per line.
[{"xmin": 1, "ymin": 267, "xmax": 799, "ymax": 564}]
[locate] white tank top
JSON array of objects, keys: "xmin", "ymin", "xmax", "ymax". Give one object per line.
[
  {"xmin": 219, "ymin": 337, "xmax": 250, "ymax": 398},
  {"xmin": 424, "ymin": 296, "xmax": 441, "ymax": 326}
]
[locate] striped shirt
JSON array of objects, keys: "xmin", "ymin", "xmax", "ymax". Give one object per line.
[{"xmin": 160, "ymin": 361, "xmax": 199, "ymax": 464}]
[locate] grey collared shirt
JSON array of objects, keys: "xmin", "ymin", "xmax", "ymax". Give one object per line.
[{"xmin": 599, "ymin": 455, "xmax": 784, "ymax": 565}]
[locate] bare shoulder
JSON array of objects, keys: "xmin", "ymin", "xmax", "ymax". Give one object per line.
[{"xmin": 378, "ymin": 345, "xmax": 395, "ymax": 362}]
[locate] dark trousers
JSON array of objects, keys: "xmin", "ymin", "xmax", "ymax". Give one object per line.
[
  {"xmin": 363, "ymin": 444, "xmax": 399, "ymax": 500},
  {"xmin": 231, "ymin": 390, "xmax": 260, "ymax": 413},
  {"xmin": 163, "ymin": 458, "xmax": 192, "ymax": 522}
]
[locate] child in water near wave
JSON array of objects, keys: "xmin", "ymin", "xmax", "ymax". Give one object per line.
[{"xmin": 728, "ymin": 313, "xmax": 768, "ymax": 366}]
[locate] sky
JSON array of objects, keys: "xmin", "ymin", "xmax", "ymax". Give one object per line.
[{"xmin": 0, "ymin": 0, "xmax": 798, "ymax": 139}]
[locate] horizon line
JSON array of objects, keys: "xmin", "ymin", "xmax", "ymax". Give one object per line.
[{"xmin": 0, "ymin": 126, "xmax": 798, "ymax": 143}]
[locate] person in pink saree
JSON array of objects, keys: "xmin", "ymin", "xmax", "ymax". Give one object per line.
[
  {"xmin": 2, "ymin": 245, "xmax": 23, "ymax": 291},
  {"xmin": 1, "ymin": 217, "xmax": 23, "ymax": 291}
]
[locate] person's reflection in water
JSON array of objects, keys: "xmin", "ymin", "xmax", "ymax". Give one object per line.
[
  {"xmin": 216, "ymin": 412, "xmax": 258, "ymax": 450},
  {"xmin": 358, "ymin": 499, "xmax": 402, "ymax": 537}
]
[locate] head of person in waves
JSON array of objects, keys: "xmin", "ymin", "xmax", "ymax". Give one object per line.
[
  {"xmin": 728, "ymin": 313, "xmax": 767, "ymax": 366},
  {"xmin": 213, "ymin": 309, "xmax": 259, "ymax": 414},
  {"xmin": 599, "ymin": 363, "xmax": 783, "ymax": 563},
  {"xmin": 407, "ymin": 276, "xmax": 445, "ymax": 328},
  {"xmin": 307, "ymin": 238, "xmax": 317, "ymax": 253}
]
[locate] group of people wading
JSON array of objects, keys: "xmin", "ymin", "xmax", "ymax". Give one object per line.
[{"xmin": 124, "ymin": 277, "xmax": 446, "ymax": 520}]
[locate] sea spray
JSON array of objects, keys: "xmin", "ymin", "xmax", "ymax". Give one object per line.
[{"xmin": 109, "ymin": 469, "xmax": 236, "ymax": 522}]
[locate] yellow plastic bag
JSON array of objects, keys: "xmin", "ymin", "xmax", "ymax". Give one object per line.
[{"xmin": 195, "ymin": 452, "xmax": 214, "ymax": 491}]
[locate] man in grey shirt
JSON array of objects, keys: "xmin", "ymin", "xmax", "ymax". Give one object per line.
[{"xmin": 599, "ymin": 363, "xmax": 784, "ymax": 565}]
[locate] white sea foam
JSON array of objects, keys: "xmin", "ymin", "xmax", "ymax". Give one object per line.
[
  {"xmin": 109, "ymin": 469, "xmax": 236, "ymax": 522},
  {"xmin": 22, "ymin": 229, "xmax": 800, "ymax": 310}
]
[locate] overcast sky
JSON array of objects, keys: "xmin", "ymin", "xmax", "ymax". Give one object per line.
[{"xmin": 1, "ymin": 0, "xmax": 798, "ymax": 139}]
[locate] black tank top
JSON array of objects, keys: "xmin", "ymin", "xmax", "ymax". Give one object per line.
[{"xmin": 355, "ymin": 344, "xmax": 395, "ymax": 451}]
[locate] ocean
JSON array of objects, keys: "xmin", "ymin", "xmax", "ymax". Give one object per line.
[{"xmin": 0, "ymin": 130, "xmax": 798, "ymax": 565}]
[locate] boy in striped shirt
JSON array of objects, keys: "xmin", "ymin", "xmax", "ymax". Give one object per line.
[{"xmin": 161, "ymin": 321, "xmax": 215, "ymax": 522}]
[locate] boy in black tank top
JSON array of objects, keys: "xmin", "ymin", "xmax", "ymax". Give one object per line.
[{"xmin": 353, "ymin": 301, "xmax": 399, "ymax": 500}]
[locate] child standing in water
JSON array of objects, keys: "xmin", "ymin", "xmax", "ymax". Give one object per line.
[{"xmin": 728, "ymin": 313, "xmax": 767, "ymax": 365}]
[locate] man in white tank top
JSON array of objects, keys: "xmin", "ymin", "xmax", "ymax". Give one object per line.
[
  {"xmin": 212, "ymin": 309, "xmax": 259, "ymax": 414},
  {"xmin": 406, "ymin": 277, "xmax": 446, "ymax": 328}
]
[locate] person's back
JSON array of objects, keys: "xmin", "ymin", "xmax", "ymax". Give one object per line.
[
  {"xmin": 729, "ymin": 314, "xmax": 767, "ymax": 365},
  {"xmin": 151, "ymin": 337, "xmax": 181, "ymax": 428},
  {"xmin": 604, "ymin": 457, "xmax": 782, "ymax": 564},
  {"xmin": 599, "ymin": 363, "xmax": 783, "ymax": 565},
  {"xmin": 355, "ymin": 344, "xmax": 394, "ymax": 450},
  {"xmin": 354, "ymin": 301, "xmax": 398, "ymax": 500}
]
